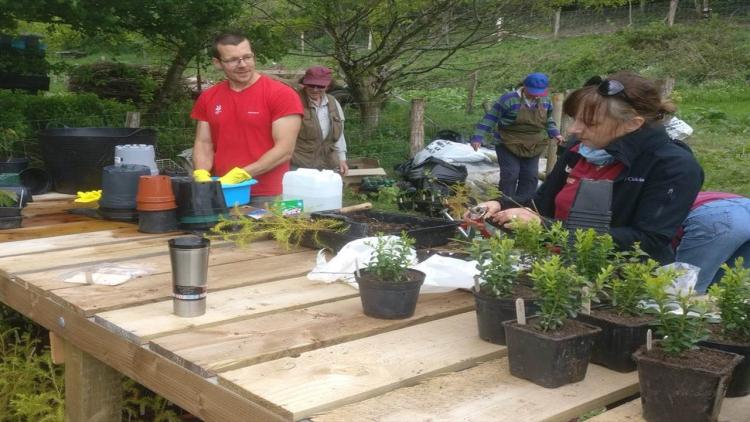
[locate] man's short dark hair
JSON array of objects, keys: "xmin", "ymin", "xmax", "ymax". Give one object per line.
[{"xmin": 211, "ymin": 33, "xmax": 250, "ymax": 58}]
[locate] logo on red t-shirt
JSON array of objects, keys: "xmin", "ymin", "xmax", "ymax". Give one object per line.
[{"xmin": 214, "ymin": 104, "xmax": 222, "ymax": 115}]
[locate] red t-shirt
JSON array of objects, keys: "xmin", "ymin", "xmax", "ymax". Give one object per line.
[
  {"xmin": 191, "ymin": 76, "xmax": 303, "ymax": 196},
  {"xmin": 554, "ymin": 148, "xmax": 625, "ymax": 221}
]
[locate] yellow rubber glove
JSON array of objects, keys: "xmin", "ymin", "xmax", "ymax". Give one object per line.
[
  {"xmin": 74, "ymin": 190, "xmax": 102, "ymax": 203},
  {"xmin": 218, "ymin": 167, "xmax": 251, "ymax": 185},
  {"xmin": 193, "ymin": 169, "xmax": 212, "ymax": 182}
]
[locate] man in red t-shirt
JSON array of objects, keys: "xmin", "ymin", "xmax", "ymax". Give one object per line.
[{"xmin": 191, "ymin": 33, "xmax": 303, "ymax": 205}]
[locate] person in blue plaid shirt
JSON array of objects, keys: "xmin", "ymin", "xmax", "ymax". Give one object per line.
[{"xmin": 470, "ymin": 72, "xmax": 564, "ymax": 205}]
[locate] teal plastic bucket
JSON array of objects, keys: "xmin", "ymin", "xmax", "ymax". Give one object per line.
[{"xmin": 213, "ymin": 178, "xmax": 257, "ymax": 207}]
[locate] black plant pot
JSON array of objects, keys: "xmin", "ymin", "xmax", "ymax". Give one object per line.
[
  {"xmin": 355, "ymin": 269, "xmax": 425, "ymax": 319},
  {"xmin": 473, "ymin": 287, "xmax": 538, "ymax": 345},
  {"xmin": 633, "ymin": 345, "xmax": 743, "ymax": 422},
  {"xmin": 503, "ymin": 317, "xmax": 601, "ymax": 388},
  {"xmin": 0, "ymin": 206, "xmax": 22, "ymax": 229},
  {"xmin": 19, "ymin": 167, "xmax": 51, "ymax": 195},
  {"xmin": 576, "ymin": 309, "xmax": 655, "ymax": 373},
  {"xmin": 172, "ymin": 178, "xmax": 229, "ymax": 231},
  {"xmin": 699, "ymin": 337, "xmax": 750, "ymax": 397},
  {"xmin": 99, "ymin": 164, "xmax": 151, "ymax": 210},
  {"xmin": 138, "ymin": 209, "xmax": 179, "ymax": 234},
  {"xmin": 0, "ymin": 157, "xmax": 30, "ymax": 174}
]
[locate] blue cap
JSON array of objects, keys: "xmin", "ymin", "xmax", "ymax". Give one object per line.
[{"xmin": 523, "ymin": 72, "xmax": 549, "ymax": 96}]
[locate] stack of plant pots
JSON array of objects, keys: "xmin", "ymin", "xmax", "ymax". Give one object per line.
[
  {"xmin": 98, "ymin": 164, "xmax": 151, "ymax": 221},
  {"xmin": 136, "ymin": 175, "xmax": 178, "ymax": 233},
  {"xmin": 172, "ymin": 177, "xmax": 229, "ymax": 231}
]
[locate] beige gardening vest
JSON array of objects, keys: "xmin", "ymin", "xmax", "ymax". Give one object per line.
[
  {"xmin": 498, "ymin": 99, "xmax": 548, "ymax": 158},
  {"xmin": 292, "ymin": 91, "xmax": 343, "ymax": 170}
]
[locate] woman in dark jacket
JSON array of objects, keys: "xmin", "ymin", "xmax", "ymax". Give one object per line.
[{"xmin": 466, "ymin": 71, "xmax": 704, "ymax": 263}]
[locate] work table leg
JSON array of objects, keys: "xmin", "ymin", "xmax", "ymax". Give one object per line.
[{"xmin": 64, "ymin": 340, "xmax": 122, "ymax": 422}]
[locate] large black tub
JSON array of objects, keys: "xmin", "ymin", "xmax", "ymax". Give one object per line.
[{"xmin": 39, "ymin": 128, "xmax": 157, "ymax": 194}]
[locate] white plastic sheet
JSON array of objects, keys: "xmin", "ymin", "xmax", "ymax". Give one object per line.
[{"xmin": 307, "ymin": 236, "xmax": 477, "ymax": 293}]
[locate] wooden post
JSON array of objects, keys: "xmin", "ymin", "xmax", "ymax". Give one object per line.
[
  {"xmin": 667, "ymin": 0, "xmax": 679, "ymax": 27},
  {"xmin": 465, "ymin": 70, "xmax": 478, "ymax": 115},
  {"xmin": 300, "ymin": 32, "xmax": 305, "ymax": 52},
  {"xmin": 409, "ymin": 99, "xmax": 425, "ymax": 158},
  {"xmin": 65, "ymin": 340, "xmax": 123, "ymax": 422},
  {"xmin": 661, "ymin": 77, "xmax": 676, "ymax": 98},
  {"xmin": 125, "ymin": 111, "xmax": 140, "ymax": 128},
  {"xmin": 553, "ymin": 8, "xmax": 561, "ymax": 39},
  {"xmin": 49, "ymin": 331, "xmax": 65, "ymax": 364},
  {"xmin": 546, "ymin": 92, "xmax": 564, "ymax": 175},
  {"xmin": 628, "ymin": 0, "xmax": 633, "ymax": 26}
]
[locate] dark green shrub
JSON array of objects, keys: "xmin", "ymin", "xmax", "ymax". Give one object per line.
[{"xmin": 68, "ymin": 62, "xmax": 164, "ymax": 104}]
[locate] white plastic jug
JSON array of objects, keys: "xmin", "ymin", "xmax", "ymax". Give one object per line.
[
  {"xmin": 282, "ymin": 168, "xmax": 342, "ymax": 213},
  {"xmin": 115, "ymin": 144, "xmax": 158, "ymax": 175}
]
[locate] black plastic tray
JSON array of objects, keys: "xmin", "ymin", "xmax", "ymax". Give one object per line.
[{"xmin": 306, "ymin": 210, "xmax": 459, "ymax": 251}]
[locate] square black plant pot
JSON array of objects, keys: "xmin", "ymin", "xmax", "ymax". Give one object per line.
[
  {"xmin": 633, "ymin": 344, "xmax": 743, "ymax": 422},
  {"xmin": 699, "ymin": 336, "xmax": 750, "ymax": 397},
  {"xmin": 576, "ymin": 309, "xmax": 655, "ymax": 373},
  {"xmin": 473, "ymin": 287, "xmax": 538, "ymax": 345},
  {"xmin": 503, "ymin": 317, "xmax": 601, "ymax": 388}
]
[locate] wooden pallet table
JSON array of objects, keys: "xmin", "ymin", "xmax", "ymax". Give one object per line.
[
  {"xmin": 588, "ymin": 396, "xmax": 750, "ymax": 422},
  {"xmin": 0, "ymin": 193, "xmax": 696, "ymax": 422}
]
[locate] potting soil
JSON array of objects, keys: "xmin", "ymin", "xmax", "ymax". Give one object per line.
[
  {"xmin": 643, "ymin": 346, "xmax": 741, "ymax": 373},
  {"xmin": 587, "ymin": 308, "xmax": 655, "ymax": 326}
]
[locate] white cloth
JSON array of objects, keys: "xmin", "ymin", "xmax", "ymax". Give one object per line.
[{"xmin": 307, "ymin": 236, "xmax": 478, "ymax": 293}]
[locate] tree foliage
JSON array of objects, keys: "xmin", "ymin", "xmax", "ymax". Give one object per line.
[{"xmin": 263, "ymin": 0, "xmax": 524, "ymax": 130}]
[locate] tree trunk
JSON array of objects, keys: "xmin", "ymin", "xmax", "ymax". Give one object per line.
[
  {"xmin": 640, "ymin": 0, "xmax": 647, "ymax": 12},
  {"xmin": 149, "ymin": 47, "xmax": 191, "ymax": 116},
  {"xmin": 628, "ymin": 1, "xmax": 633, "ymax": 26},
  {"xmin": 667, "ymin": 0, "xmax": 679, "ymax": 27},
  {"xmin": 553, "ymin": 8, "xmax": 561, "ymax": 40},
  {"xmin": 358, "ymin": 100, "xmax": 381, "ymax": 133}
]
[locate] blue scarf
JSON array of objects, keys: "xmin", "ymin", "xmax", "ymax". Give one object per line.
[{"xmin": 579, "ymin": 144, "xmax": 615, "ymax": 166}]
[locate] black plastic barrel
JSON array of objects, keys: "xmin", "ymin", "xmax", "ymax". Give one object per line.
[{"xmin": 38, "ymin": 128, "xmax": 157, "ymax": 194}]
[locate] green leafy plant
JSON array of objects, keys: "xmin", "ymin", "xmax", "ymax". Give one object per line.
[
  {"xmin": 611, "ymin": 258, "xmax": 659, "ymax": 316},
  {"xmin": 529, "ymin": 255, "xmax": 587, "ymax": 332},
  {"xmin": 572, "ymin": 229, "xmax": 615, "ymax": 283},
  {"xmin": 510, "ymin": 219, "xmax": 547, "ymax": 266},
  {"xmin": 709, "ymin": 257, "xmax": 750, "ymax": 342},
  {"xmin": 0, "ymin": 190, "xmax": 18, "ymax": 207},
  {"xmin": 209, "ymin": 210, "xmax": 347, "ymax": 250},
  {"xmin": 645, "ymin": 269, "xmax": 709, "ymax": 356},
  {"xmin": 470, "ymin": 236, "xmax": 519, "ymax": 298},
  {"xmin": 545, "ymin": 221, "xmax": 573, "ymax": 262},
  {"xmin": 364, "ymin": 232, "xmax": 416, "ymax": 283}
]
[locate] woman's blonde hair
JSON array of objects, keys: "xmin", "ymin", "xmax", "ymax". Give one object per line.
[{"xmin": 563, "ymin": 71, "xmax": 676, "ymax": 126}]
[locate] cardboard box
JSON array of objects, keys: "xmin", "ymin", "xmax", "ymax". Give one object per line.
[{"xmin": 344, "ymin": 157, "xmax": 387, "ymax": 186}]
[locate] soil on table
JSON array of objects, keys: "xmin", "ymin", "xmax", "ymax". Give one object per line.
[
  {"xmin": 643, "ymin": 345, "xmax": 740, "ymax": 373},
  {"xmin": 706, "ymin": 322, "xmax": 750, "ymax": 347},
  {"xmin": 589, "ymin": 307, "xmax": 655, "ymax": 326},
  {"xmin": 346, "ymin": 214, "xmax": 418, "ymax": 234},
  {"xmin": 509, "ymin": 318, "xmax": 596, "ymax": 339}
]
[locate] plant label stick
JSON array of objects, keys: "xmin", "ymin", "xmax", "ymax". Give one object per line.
[
  {"xmin": 646, "ymin": 329, "xmax": 652, "ymax": 351},
  {"xmin": 474, "ymin": 276, "xmax": 480, "ymax": 292},
  {"xmin": 354, "ymin": 257, "xmax": 361, "ymax": 277},
  {"xmin": 516, "ymin": 298, "xmax": 526, "ymax": 325},
  {"xmin": 581, "ymin": 287, "xmax": 591, "ymax": 315}
]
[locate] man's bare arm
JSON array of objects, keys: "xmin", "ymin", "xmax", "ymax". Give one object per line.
[
  {"xmin": 244, "ymin": 114, "xmax": 301, "ymax": 176},
  {"xmin": 193, "ymin": 120, "xmax": 214, "ymax": 172}
]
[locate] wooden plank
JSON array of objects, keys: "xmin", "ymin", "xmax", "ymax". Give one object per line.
[
  {"xmin": 64, "ymin": 339, "xmax": 123, "ymax": 422},
  {"xmin": 0, "ymin": 220, "xmax": 133, "ymax": 242},
  {"xmin": 0, "ymin": 271, "xmax": 290, "ymax": 422},
  {"xmin": 588, "ymin": 397, "xmax": 750, "ymax": 422},
  {"xmin": 95, "ymin": 276, "xmax": 359, "ymax": 344},
  {"xmin": 151, "ymin": 291, "xmax": 474, "ymax": 376},
  {"xmin": 32, "ymin": 193, "xmax": 76, "ymax": 201},
  {"xmin": 0, "ymin": 234, "xmax": 184, "ymax": 274},
  {"xmin": 314, "ymin": 359, "xmax": 639, "ymax": 422},
  {"xmin": 0, "ymin": 228, "xmax": 162, "ymax": 258},
  {"xmin": 50, "ymin": 250, "xmax": 318, "ymax": 316},
  {"xmin": 49, "ymin": 331, "xmax": 65, "ymax": 364},
  {"xmin": 219, "ymin": 312, "xmax": 505, "ymax": 420},
  {"xmin": 21, "ymin": 239, "xmax": 297, "ymax": 292}
]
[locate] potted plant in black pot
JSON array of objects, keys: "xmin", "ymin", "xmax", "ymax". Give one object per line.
[
  {"xmin": 577, "ymin": 241, "xmax": 658, "ymax": 372},
  {"xmin": 470, "ymin": 236, "xmax": 538, "ymax": 345},
  {"xmin": 700, "ymin": 258, "xmax": 750, "ymax": 397},
  {"xmin": 355, "ymin": 233, "xmax": 425, "ymax": 319},
  {"xmin": 0, "ymin": 189, "xmax": 23, "ymax": 229},
  {"xmin": 633, "ymin": 271, "xmax": 744, "ymax": 422},
  {"xmin": 502, "ymin": 255, "xmax": 601, "ymax": 388}
]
